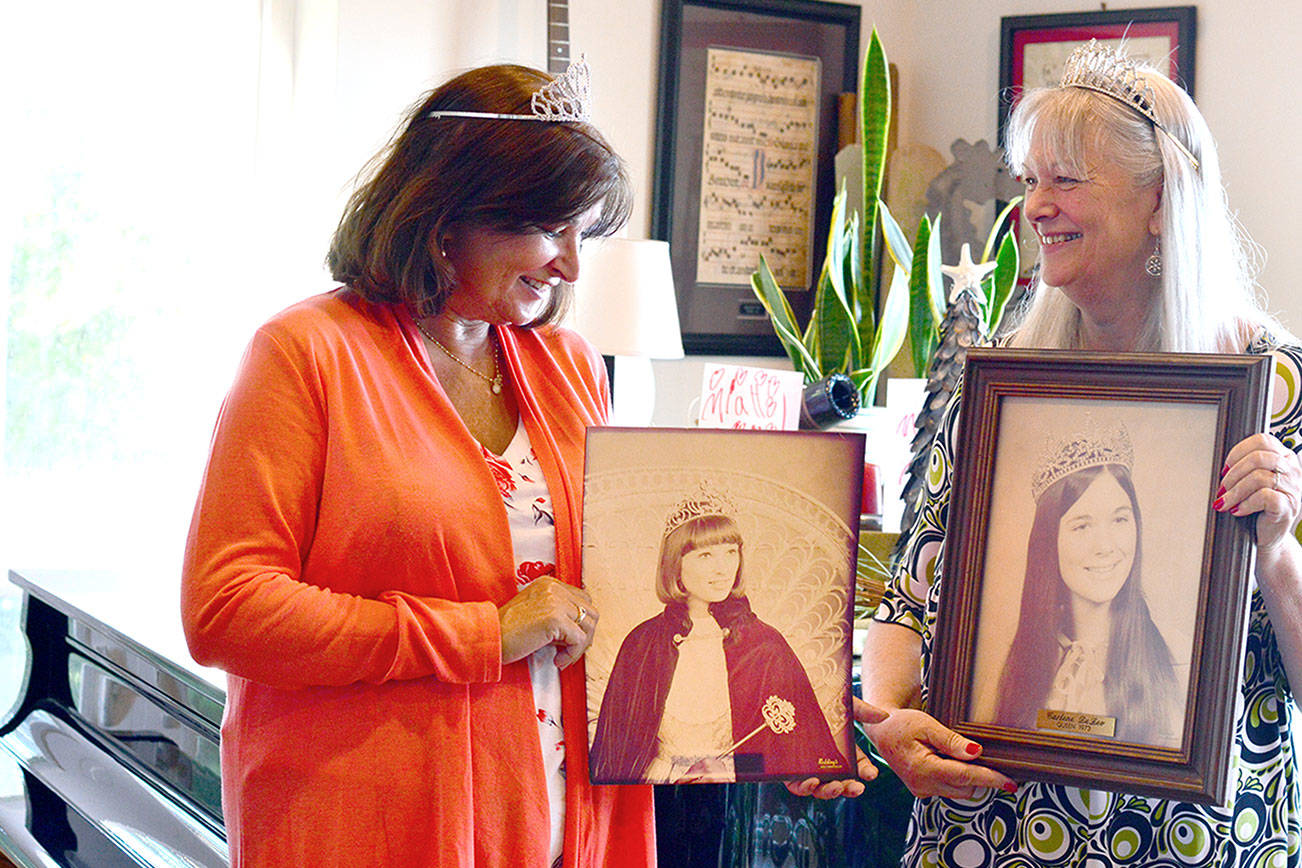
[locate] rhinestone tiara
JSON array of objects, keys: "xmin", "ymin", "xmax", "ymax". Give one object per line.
[
  {"xmin": 427, "ymin": 56, "xmax": 591, "ymax": 123},
  {"xmin": 1059, "ymin": 40, "xmax": 1200, "ymax": 172},
  {"xmin": 1031, "ymin": 420, "xmax": 1134, "ymax": 502},
  {"xmin": 663, "ymin": 486, "xmax": 738, "ymax": 536}
]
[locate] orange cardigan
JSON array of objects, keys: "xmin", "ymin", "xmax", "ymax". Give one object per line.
[{"xmin": 181, "ymin": 289, "xmax": 654, "ymax": 867}]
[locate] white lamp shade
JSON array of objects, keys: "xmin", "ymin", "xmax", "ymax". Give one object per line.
[{"xmin": 570, "ymin": 238, "xmax": 685, "ymax": 359}]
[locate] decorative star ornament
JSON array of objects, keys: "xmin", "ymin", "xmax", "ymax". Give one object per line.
[{"xmin": 940, "ymin": 243, "xmax": 997, "ymax": 303}]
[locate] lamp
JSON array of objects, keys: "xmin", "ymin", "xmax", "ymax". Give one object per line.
[{"xmin": 569, "ymin": 238, "xmax": 685, "ymax": 426}]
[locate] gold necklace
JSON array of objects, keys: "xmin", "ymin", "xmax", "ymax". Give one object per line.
[{"xmin": 414, "ymin": 319, "xmax": 503, "ymax": 395}]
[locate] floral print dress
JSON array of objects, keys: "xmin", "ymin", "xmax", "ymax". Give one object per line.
[
  {"xmin": 482, "ymin": 419, "xmax": 565, "ymax": 866},
  {"xmin": 873, "ymin": 338, "xmax": 1302, "ymax": 867}
]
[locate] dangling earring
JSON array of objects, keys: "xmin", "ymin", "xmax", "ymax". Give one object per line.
[{"xmin": 1145, "ymin": 238, "xmax": 1163, "ymax": 277}]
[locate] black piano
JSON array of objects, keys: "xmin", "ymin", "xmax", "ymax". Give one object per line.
[{"xmin": 0, "ymin": 569, "xmax": 228, "ymax": 867}]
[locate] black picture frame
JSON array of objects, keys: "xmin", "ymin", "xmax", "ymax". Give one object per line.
[
  {"xmin": 653, "ymin": 0, "xmax": 860, "ymax": 356},
  {"xmin": 928, "ymin": 348, "xmax": 1270, "ymax": 804}
]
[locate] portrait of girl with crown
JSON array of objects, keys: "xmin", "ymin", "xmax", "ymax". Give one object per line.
[
  {"xmin": 988, "ymin": 420, "xmax": 1183, "ymax": 747},
  {"xmin": 589, "ymin": 487, "xmax": 848, "ymax": 784},
  {"xmin": 581, "ymin": 428, "xmax": 865, "ymax": 787}
]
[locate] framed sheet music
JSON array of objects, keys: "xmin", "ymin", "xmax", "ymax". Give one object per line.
[
  {"xmin": 583, "ymin": 427, "xmax": 863, "ymax": 784},
  {"xmin": 653, "ymin": 0, "xmax": 859, "ymax": 355}
]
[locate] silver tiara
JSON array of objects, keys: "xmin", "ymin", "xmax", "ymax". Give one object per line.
[
  {"xmin": 664, "ymin": 486, "xmax": 738, "ymax": 536},
  {"xmin": 1031, "ymin": 420, "xmax": 1134, "ymax": 502},
  {"xmin": 427, "ymin": 56, "xmax": 591, "ymax": 123},
  {"xmin": 1060, "ymin": 40, "xmax": 1200, "ymax": 172}
]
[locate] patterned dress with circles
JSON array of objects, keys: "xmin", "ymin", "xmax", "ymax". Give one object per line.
[{"xmin": 873, "ymin": 336, "xmax": 1302, "ymax": 867}]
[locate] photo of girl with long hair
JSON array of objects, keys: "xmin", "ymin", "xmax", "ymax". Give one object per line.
[{"xmin": 992, "ymin": 422, "xmax": 1184, "ymax": 747}]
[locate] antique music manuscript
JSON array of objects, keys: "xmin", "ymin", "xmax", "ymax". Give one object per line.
[{"xmin": 695, "ymin": 47, "xmax": 819, "ymax": 289}]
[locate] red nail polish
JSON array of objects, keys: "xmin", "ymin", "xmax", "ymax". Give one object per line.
[
  {"xmin": 1213, "ymin": 496, "xmax": 1224, "ymax": 510},
  {"xmin": 1221, "ymin": 463, "xmax": 1229, "ymax": 477},
  {"xmin": 965, "ymin": 743, "xmax": 980, "ymax": 756},
  {"xmin": 1216, "ymin": 485, "xmax": 1226, "ymax": 498},
  {"xmin": 1231, "ymin": 504, "xmax": 1240, "ymax": 514},
  {"xmin": 1002, "ymin": 781, "xmax": 1017, "ymax": 794}
]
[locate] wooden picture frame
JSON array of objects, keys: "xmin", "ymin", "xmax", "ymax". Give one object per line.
[
  {"xmin": 928, "ymin": 348, "xmax": 1270, "ymax": 804},
  {"xmin": 582, "ymin": 427, "xmax": 864, "ymax": 784},
  {"xmin": 652, "ymin": 0, "xmax": 859, "ymax": 356}
]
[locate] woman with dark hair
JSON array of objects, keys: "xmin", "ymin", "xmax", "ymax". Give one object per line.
[
  {"xmin": 590, "ymin": 491, "xmax": 851, "ymax": 784},
  {"xmin": 993, "ymin": 425, "xmax": 1181, "ymax": 747},
  {"xmin": 181, "ymin": 61, "xmax": 652, "ymax": 866}
]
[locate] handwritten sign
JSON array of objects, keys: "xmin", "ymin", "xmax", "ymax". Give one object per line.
[{"xmin": 698, "ymin": 364, "xmax": 803, "ymax": 430}]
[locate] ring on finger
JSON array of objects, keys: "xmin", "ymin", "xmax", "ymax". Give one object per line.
[
  {"xmin": 575, "ymin": 606, "xmax": 588, "ymax": 627},
  {"xmin": 1274, "ymin": 466, "xmax": 1284, "ymax": 490}
]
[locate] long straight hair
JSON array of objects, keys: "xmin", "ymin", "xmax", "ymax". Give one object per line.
[{"xmin": 994, "ymin": 464, "xmax": 1180, "ymax": 744}]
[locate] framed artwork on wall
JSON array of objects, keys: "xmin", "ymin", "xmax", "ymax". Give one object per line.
[
  {"xmin": 652, "ymin": 0, "xmax": 859, "ymax": 355},
  {"xmin": 927, "ymin": 348, "xmax": 1269, "ymax": 804},
  {"xmin": 998, "ymin": 6, "xmax": 1196, "ymax": 139}
]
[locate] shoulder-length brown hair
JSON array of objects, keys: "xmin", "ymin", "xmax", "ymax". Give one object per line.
[
  {"xmin": 655, "ymin": 515, "xmax": 747, "ymax": 604},
  {"xmin": 327, "ymin": 64, "xmax": 632, "ymax": 323}
]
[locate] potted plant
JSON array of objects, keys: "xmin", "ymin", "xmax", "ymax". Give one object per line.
[
  {"xmin": 750, "ymin": 27, "xmax": 1022, "ymax": 409},
  {"xmin": 749, "ymin": 28, "xmax": 905, "ymax": 410}
]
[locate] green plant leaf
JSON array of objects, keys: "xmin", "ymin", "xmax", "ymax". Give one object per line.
[
  {"xmin": 808, "ymin": 192, "xmax": 857, "ymax": 376},
  {"xmin": 878, "ymin": 199, "xmax": 913, "ymax": 275},
  {"xmin": 860, "ymin": 28, "xmax": 890, "ymax": 317},
  {"xmin": 908, "ymin": 215, "xmax": 937, "ymax": 377},
  {"xmin": 803, "ymin": 187, "xmax": 843, "ymax": 359},
  {"xmin": 927, "ymin": 211, "xmax": 946, "ymax": 321},
  {"xmin": 981, "ymin": 195, "xmax": 1023, "ymax": 263},
  {"xmin": 750, "ymin": 257, "xmax": 819, "ymax": 377},
  {"xmin": 987, "ymin": 230, "xmax": 1020, "ymax": 335},
  {"xmin": 839, "ymin": 208, "xmax": 873, "ymax": 374},
  {"xmin": 844, "ymin": 210, "xmax": 868, "ymax": 373},
  {"xmin": 866, "ymin": 263, "xmax": 910, "ymax": 402}
]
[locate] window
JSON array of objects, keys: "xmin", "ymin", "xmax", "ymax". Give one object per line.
[{"xmin": 1, "ymin": 1, "xmax": 329, "ymax": 714}]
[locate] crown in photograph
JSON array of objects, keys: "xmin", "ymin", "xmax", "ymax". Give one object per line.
[
  {"xmin": 427, "ymin": 56, "xmax": 592, "ymax": 123},
  {"xmin": 663, "ymin": 486, "xmax": 738, "ymax": 536},
  {"xmin": 1031, "ymin": 420, "xmax": 1134, "ymax": 502},
  {"xmin": 1059, "ymin": 39, "xmax": 1200, "ymax": 171}
]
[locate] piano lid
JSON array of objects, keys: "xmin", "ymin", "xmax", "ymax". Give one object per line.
[
  {"xmin": 1, "ymin": 569, "xmax": 228, "ymax": 867},
  {"xmin": 9, "ymin": 569, "xmax": 225, "ymax": 695}
]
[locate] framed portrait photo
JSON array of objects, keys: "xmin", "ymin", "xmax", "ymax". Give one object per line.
[
  {"xmin": 652, "ymin": 0, "xmax": 860, "ymax": 355},
  {"xmin": 582, "ymin": 427, "xmax": 864, "ymax": 784},
  {"xmin": 928, "ymin": 348, "xmax": 1271, "ymax": 804}
]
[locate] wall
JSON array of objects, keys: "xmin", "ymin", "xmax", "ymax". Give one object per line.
[
  {"xmin": 328, "ymin": 0, "xmax": 1302, "ymax": 425},
  {"xmin": 569, "ymin": 0, "xmax": 1302, "ymax": 425}
]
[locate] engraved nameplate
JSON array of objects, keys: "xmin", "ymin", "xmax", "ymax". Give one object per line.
[{"xmin": 1036, "ymin": 709, "xmax": 1117, "ymax": 737}]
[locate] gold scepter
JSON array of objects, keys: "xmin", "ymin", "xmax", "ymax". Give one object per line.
[{"xmin": 716, "ymin": 694, "xmax": 796, "ymax": 758}]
